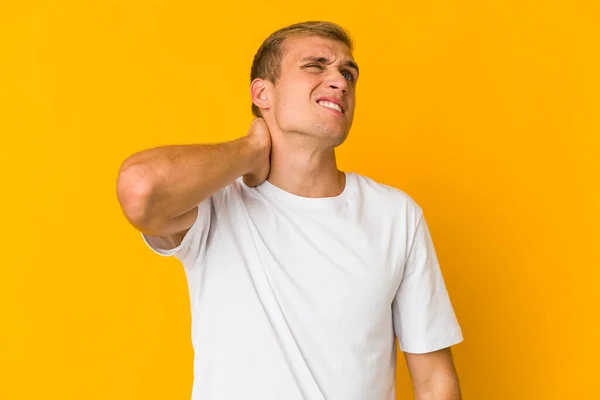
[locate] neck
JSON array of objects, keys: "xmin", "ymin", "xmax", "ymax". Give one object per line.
[{"xmin": 266, "ymin": 133, "xmax": 346, "ymax": 198}]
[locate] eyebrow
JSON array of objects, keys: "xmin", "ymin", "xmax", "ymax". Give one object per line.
[{"xmin": 300, "ymin": 56, "xmax": 360, "ymax": 78}]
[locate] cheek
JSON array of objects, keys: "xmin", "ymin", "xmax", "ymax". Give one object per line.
[{"xmin": 278, "ymin": 88, "xmax": 312, "ymax": 111}]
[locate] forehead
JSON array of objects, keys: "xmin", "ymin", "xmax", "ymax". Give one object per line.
[{"xmin": 281, "ymin": 35, "xmax": 354, "ymax": 63}]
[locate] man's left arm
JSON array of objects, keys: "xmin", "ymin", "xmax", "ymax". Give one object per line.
[{"xmin": 404, "ymin": 347, "xmax": 461, "ymax": 400}]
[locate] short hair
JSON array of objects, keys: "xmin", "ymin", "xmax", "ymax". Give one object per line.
[{"xmin": 250, "ymin": 21, "xmax": 354, "ymax": 117}]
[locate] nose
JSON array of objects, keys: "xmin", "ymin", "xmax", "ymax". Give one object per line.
[{"xmin": 326, "ymin": 70, "xmax": 348, "ymax": 94}]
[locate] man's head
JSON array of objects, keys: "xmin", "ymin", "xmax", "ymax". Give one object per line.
[{"xmin": 250, "ymin": 21, "xmax": 359, "ymax": 147}]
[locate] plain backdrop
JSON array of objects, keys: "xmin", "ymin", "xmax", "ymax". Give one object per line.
[{"xmin": 1, "ymin": 1, "xmax": 598, "ymax": 399}]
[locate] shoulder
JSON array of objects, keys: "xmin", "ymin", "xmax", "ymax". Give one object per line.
[
  {"xmin": 204, "ymin": 178, "xmax": 243, "ymax": 208},
  {"xmin": 351, "ymin": 172, "xmax": 423, "ymax": 218}
]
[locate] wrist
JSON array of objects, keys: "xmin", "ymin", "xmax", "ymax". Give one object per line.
[{"xmin": 237, "ymin": 136, "xmax": 266, "ymax": 176}]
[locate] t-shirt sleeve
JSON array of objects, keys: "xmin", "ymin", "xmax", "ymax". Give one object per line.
[
  {"xmin": 392, "ymin": 210, "xmax": 464, "ymax": 354},
  {"xmin": 140, "ymin": 196, "xmax": 214, "ymax": 268}
]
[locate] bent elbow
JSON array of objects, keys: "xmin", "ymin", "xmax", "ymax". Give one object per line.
[{"xmin": 116, "ymin": 164, "xmax": 154, "ymax": 228}]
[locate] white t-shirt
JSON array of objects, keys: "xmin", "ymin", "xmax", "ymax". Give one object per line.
[{"xmin": 142, "ymin": 172, "xmax": 463, "ymax": 400}]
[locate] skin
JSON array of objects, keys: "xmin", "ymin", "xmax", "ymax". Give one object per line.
[
  {"xmin": 249, "ymin": 35, "xmax": 357, "ymax": 198},
  {"xmin": 250, "ymin": 35, "xmax": 462, "ymax": 399}
]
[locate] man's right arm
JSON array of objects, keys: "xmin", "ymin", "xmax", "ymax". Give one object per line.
[{"xmin": 116, "ymin": 118, "xmax": 271, "ymax": 250}]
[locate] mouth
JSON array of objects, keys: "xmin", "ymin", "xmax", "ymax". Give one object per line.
[{"xmin": 316, "ymin": 98, "xmax": 344, "ymax": 115}]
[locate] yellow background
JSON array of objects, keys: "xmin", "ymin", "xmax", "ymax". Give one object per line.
[{"xmin": 1, "ymin": 1, "xmax": 598, "ymax": 399}]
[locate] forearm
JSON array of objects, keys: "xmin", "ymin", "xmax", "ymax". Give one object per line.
[
  {"xmin": 117, "ymin": 137, "xmax": 260, "ymax": 228},
  {"xmin": 414, "ymin": 375, "xmax": 461, "ymax": 400}
]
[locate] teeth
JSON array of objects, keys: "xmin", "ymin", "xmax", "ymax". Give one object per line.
[{"xmin": 318, "ymin": 100, "xmax": 343, "ymax": 113}]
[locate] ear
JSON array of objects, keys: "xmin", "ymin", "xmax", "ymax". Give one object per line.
[{"xmin": 250, "ymin": 78, "xmax": 271, "ymax": 112}]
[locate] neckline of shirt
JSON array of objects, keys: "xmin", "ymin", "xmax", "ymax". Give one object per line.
[{"xmin": 241, "ymin": 171, "xmax": 356, "ymax": 210}]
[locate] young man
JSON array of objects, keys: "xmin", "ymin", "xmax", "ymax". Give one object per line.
[{"xmin": 117, "ymin": 21, "xmax": 464, "ymax": 400}]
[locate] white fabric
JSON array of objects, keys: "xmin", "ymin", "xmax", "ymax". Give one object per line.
[{"xmin": 141, "ymin": 172, "xmax": 463, "ymax": 400}]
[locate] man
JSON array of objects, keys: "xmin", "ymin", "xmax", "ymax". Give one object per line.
[{"xmin": 116, "ymin": 21, "xmax": 464, "ymax": 400}]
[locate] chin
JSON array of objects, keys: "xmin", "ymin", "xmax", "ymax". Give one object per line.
[
  {"xmin": 308, "ymin": 124, "xmax": 348, "ymax": 146},
  {"xmin": 280, "ymin": 117, "xmax": 349, "ymax": 145},
  {"xmin": 307, "ymin": 118, "xmax": 347, "ymax": 135}
]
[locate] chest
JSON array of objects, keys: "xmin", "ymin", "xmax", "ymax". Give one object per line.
[{"xmin": 201, "ymin": 203, "xmax": 404, "ymax": 331}]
